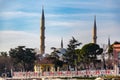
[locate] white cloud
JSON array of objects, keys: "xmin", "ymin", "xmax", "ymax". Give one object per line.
[
  {"xmin": 0, "ymin": 31, "xmax": 39, "ymax": 52},
  {"xmin": 0, "ymin": 20, "xmax": 120, "ymax": 54},
  {"xmin": 0, "ymin": 30, "xmax": 69, "ymax": 54},
  {"xmin": 46, "ymin": 21, "xmax": 86, "ymax": 28},
  {"xmin": 0, "ymin": 0, "xmax": 120, "ymax": 54},
  {"xmin": 0, "ymin": 30, "xmax": 90, "ymax": 54},
  {"xmin": 66, "ymin": 0, "xmax": 119, "ymax": 9},
  {"xmin": 0, "ymin": 11, "xmax": 40, "ymax": 19},
  {"xmin": 0, "ymin": 10, "xmax": 117, "ymax": 22}
]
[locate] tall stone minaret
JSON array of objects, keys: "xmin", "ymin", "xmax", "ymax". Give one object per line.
[
  {"xmin": 40, "ymin": 7, "xmax": 45, "ymax": 54},
  {"xmin": 61, "ymin": 38, "xmax": 63, "ymax": 48},
  {"xmin": 108, "ymin": 36, "xmax": 111, "ymax": 47},
  {"xmin": 92, "ymin": 15, "xmax": 97, "ymax": 44}
]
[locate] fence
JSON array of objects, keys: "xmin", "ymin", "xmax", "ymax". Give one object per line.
[{"xmin": 12, "ymin": 70, "xmax": 116, "ymax": 78}]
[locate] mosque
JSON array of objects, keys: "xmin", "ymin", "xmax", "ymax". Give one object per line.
[
  {"xmin": 34, "ymin": 7, "xmax": 120, "ymax": 73},
  {"xmin": 39, "ymin": 7, "xmax": 98, "ymax": 55}
]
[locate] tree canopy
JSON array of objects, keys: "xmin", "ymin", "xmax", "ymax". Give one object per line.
[
  {"xmin": 0, "ymin": 52, "xmax": 11, "ymax": 76},
  {"xmin": 64, "ymin": 37, "xmax": 82, "ymax": 68},
  {"xmin": 9, "ymin": 46, "xmax": 36, "ymax": 71},
  {"xmin": 80, "ymin": 43, "xmax": 103, "ymax": 69},
  {"xmin": 0, "ymin": 52, "xmax": 7, "ymax": 57}
]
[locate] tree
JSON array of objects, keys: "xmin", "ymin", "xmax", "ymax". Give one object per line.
[
  {"xmin": 75, "ymin": 49, "xmax": 83, "ymax": 64},
  {"xmin": 108, "ymin": 41, "xmax": 120, "ymax": 56},
  {"xmin": 106, "ymin": 41, "xmax": 120, "ymax": 69},
  {"xmin": 64, "ymin": 37, "xmax": 82, "ymax": 70},
  {"xmin": 50, "ymin": 47, "xmax": 60, "ymax": 59},
  {"xmin": 9, "ymin": 46, "xmax": 36, "ymax": 71},
  {"xmin": 114, "ymin": 41, "xmax": 120, "ymax": 44},
  {"xmin": 107, "ymin": 41, "xmax": 120, "ymax": 61},
  {"xmin": 0, "ymin": 52, "xmax": 11, "ymax": 76},
  {"xmin": 80, "ymin": 43, "xmax": 103, "ymax": 69},
  {"xmin": 0, "ymin": 52, "xmax": 7, "ymax": 57},
  {"xmin": 49, "ymin": 47, "xmax": 64, "ymax": 70},
  {"xmin": 108, "ymin": 45, "xmax": 113, "ymax": 54}
]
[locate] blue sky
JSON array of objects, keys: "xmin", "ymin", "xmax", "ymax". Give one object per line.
[{"xmin": 0, "ymin": 0, "xmax": 120, "ymax": 53}]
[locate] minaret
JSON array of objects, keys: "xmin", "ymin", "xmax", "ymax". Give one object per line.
[
  {"xmin": 108, "ymin": 36, "xmax": 111, "ymax": 47},
  {"xmin": 61, "ymin": 38, "xmax": 63, "ymax": 48},
  {"xmin": 40, "ymin": 6, "xmax": 45, "ymax": 54},
  {"xmin": 92, "ymin": 15, "xmax": 97, "ymax": 44}
]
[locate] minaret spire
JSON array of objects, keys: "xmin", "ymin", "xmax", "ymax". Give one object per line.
[
  {"xmin": 92, "ymin": 15, "xmax": 97, "ymax": 44},
  {"xmin": 42, "ymin": 5, "xmax": 44, "ymax": 19},
  {"xmin": 108, "ymin": 36, "xmax": 111, "ymax": 47},
  {"xmin": 40, "ymin": 6, "xmax": 45, "ymax": 54},
  {"xmin": 61, "ymin": 38, "xmax": 63, "ymax": 48}
]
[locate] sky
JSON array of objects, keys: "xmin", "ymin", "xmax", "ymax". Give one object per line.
[{"xmin": 0, "ymin": 0, "xmax": 120, "ymax": 54}]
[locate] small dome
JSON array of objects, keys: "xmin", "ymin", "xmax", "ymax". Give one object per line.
[
  {"xmin": 56, "ymin": 48, "xmax": 67, "ymax": 54},
  {"xmin": 44, "ymin": 53, "xmax": 50, "ymax": 57}
]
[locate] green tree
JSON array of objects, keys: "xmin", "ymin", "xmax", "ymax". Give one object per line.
[
  {"xmin": 107, "ymin": 41, "xmax": 120, "ymax": 61},
  {"xmin": 80, "ymin": 43, "xmax": 103, "ymax": 69},
  {"xmin": 0, "ymin": 52, "xmax": 7, "ymax": 57},
  {"xmin": 49, "ymin": 47, "xmax": 64, "ymax": 70},
  {"xmin": 107, "ymin": 45, "xmax": 113, "ymax": 62},
  {"xmin": 50, "ymin": 47, "xmax": 60, "ymax": 59},
  {"xmin": 64, "ymin": 37, "xmax": 82, "ymax": 70},
  {"xmin": 107, "ymin": 41, "xmax": 120, "ymax": 69},
  {"xmin": 108, "ymin": 41, "xmax": 120, "ymax": 56},
  {"xmin": 0, "ymin": 52, "xmax": 11, "ymax": 76},
  {"xmin": 75, "ymin": 49, "xmax": 83, "ymax": 65},
  {"xmin": 9, "ymin": 46, "xmax": 36, "ymax": 71}
]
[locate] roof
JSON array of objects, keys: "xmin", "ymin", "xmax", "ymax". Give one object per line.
[{"xmin": 36, "ymin": 57, "xmax": 55, "ymax": 64}]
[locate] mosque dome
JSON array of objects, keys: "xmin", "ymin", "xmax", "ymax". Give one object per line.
[{"xmin": 56, "ymin": 48, "xmax": 67, "ymax": 54}]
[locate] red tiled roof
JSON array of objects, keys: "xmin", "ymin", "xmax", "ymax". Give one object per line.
[{"xmin": 36, "ymin": 57, "xmax": 55, "ymax": 64}]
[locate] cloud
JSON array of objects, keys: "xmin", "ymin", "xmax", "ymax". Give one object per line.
[
  {"xmin": 47, "ymin": 0, "xmax": 119, "ymax": 11},
  {"xmin": 97, "ymin": 21, "xmax": 120, "ymax": 45},
  {"xmin": 46, "ymin": 21, "xmax": 85, "ymax": 28},
  {"xmin": 0, "ymin": 11, "xmax": 40, "ymax": 19},
  {"xmin": 0, "ymin": 0, "xmax": 120, "ymax": 54},
  {"xmin": 0, "ymin": 31, "xmax": 39, "ymax": 52},
  {"xmin": 45, "ymin": 13, "xmax": 118, "ymax": 30},
  {"xmin": 0, "ymin": 10, "xmax": 117, "ymax": 23},
  {"xmin": 67, "ymin": 0, "xmax": 119, "ymax": 9},
  {"xmin": 0, "ymin": 20, "xmax": 119, "ymax": 54},
  {"xmin": 0, "ymin": 30, "xmax": 68, "ymax": 54},
  {"xmin": 0, "ymin": 30, "xmax": 90, "ymax": 54}
]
